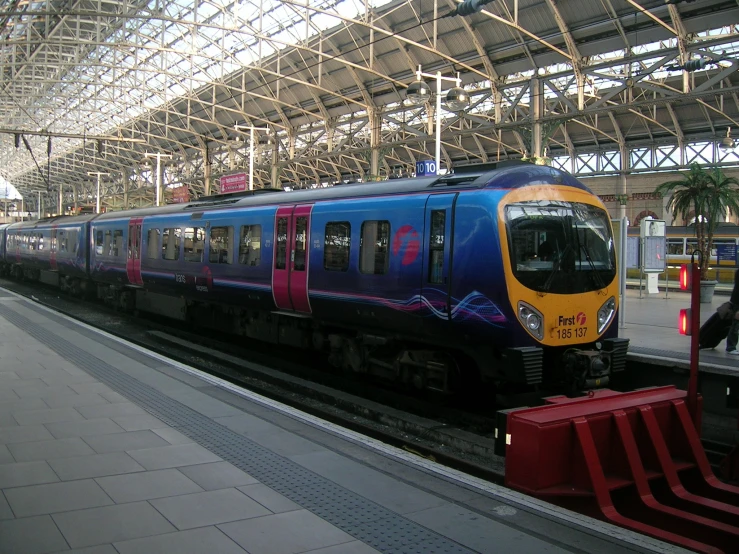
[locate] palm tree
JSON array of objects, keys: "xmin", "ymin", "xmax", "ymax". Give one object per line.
[{"xmin": 655, "ymin": 163, "xmax": 739, "ymax": 280}]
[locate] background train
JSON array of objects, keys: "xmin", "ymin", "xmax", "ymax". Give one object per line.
[
  {"xmin": 0, "ymin": 163, "xmax": 629, "ymax": 394},
  {"xmin": 626, "ymin": 224, "xmax": 739, "ymax": 284}
]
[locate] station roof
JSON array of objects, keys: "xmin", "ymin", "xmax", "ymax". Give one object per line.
[{"xmin": 1, "ymin": 0, "xmax": 738, "ymax": 199}]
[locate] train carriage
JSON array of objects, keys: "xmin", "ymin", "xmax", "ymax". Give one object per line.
[
  {"xmin": 0, "ymin": 224, "xmax": 8, "ymax": 268},
  {"xmin": 4, "ymin": 216, "xmax": 92, "ymax": 291},
  {"xmin": 627, "ymin": 224, "xmax": 739, "ymax": 284},
  {"xmin": 2, "ymin": 163, "xmax": 629, "ymax": 394}
]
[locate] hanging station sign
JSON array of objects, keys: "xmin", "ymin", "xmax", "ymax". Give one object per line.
[
  {"xmin": 221, "ymin": 173, "xmax": 247, "ymax": 194},
  {"xmin": 172, "ymin": 186, "xmax": 190, "ymax": 204}
]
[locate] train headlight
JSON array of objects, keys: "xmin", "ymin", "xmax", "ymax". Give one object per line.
[
  {"xmin": 597, "ymin": 296, "xmax": 616, "ymax": 334},
  {"xmin": 518, "ymin": 301, "xmax": 543, "ymax": 340}
]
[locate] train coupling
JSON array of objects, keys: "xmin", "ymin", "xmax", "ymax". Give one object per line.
[{"xmin": 563, "ymin": 337, "xmax": 629, "ymax": 390}]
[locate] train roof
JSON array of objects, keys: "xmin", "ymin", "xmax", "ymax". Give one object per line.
[
  {"xmin": 7, "ymin": 214, "xmax": 97, "ymax": 231},
  {"xmin": 7, "ymin": 163, "xmax": 594, "ymax": 228},
  {"xmin": 92, "ymin": 163, "xmax": 591, "ymax": 222}
]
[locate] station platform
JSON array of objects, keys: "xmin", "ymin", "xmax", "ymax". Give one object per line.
[
  {"xmin": 0, "ymin": 287, "xmax": 685, "ymax": 554},
  {"xmin": 621, "ymin": 287, "xmax": 739, "ymax": 373}
]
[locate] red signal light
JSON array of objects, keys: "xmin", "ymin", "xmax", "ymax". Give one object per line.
[
  {"xmin": 679, "ymin": 264, "xmax": 692, "ymax": 290},
  {"xmin": 679, "ymin": 308, "xmax": 692, "ymax": 335}
]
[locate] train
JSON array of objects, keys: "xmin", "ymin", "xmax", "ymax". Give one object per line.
[
  {"xmin": 0, "ymin": 162, "xmax": 629, "ymax": 394},
  {"xmin": 626, "ymin": 224, "xmax": 739, "ymax": 284}
]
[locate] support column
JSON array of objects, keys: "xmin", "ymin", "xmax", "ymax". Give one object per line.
[
  {"xmin": 370, "ymin": 110, "xmax": 381, "ymax": 179},
  {"xmin": 58, "ymin": 185, "xmax": 63, "ymax": 216},
  {"xmin": 575, "ymin": 71, "xmax": 585, "ymax": 111},
  {"xmin": 73, "ymin": 184, "xmax": 78, "ymax": 213},
  {"xmin": 530, "ymin": 78, "xmax": 543, "ymax": 160},
  {"xmin": 156, "ymin": 159, "xmax": 163, "ymax": 206},
  {"xmin": 619, "ymin": 144, "xmax": 629, "ymax": 221},
  {"xmin": 271, "ymin": 139, "xmax": 279, "ymax": 188},
  {"xmin": 493, "ymin": 87, "xmax": 502, "ymax": 124},
  {"xmin": 203, "ymin": 145, "xmax": 212, "ymax": 196},
  {"xmin": 327, "ymin": 125, "xmax": 334, "ymax": 153},
  {"xmin": 121, "ymin": 174, "xmax": 128, "ymax": 209}
]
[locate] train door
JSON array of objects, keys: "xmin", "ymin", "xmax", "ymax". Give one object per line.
[
  {"xmin": 422, "ymin": 193, "xmax": 457, "ymax": 321},
  {"xmin": 272, "ymin": 204, "xmax": 313, "ymax": 313},
  {"xmin": 126, "ymin": 217, "xmax": 144, "ymax": 286},
  {"xmin": 50, "ymin": 226, "xmax": 58, "ymax": 271}
]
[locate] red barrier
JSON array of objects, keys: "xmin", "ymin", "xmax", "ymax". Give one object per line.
[{"xmin": 505, "ymin": 386, "xmax": 739, "ymax": 553}]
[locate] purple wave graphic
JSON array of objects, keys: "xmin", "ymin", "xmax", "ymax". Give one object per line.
[
  {"xmin": 311, "ymin": 288, "xmax": 506, "ymax": 326},
  {"xmin": 378, "ymin": 289, "xmax": 506, "ymax": 326}
]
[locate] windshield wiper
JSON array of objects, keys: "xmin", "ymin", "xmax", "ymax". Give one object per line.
[
  {"xmin": 579, "ymin": 229, "xmax": 607, "ymax": 290},
  {"xmin": 579, "ymin": 244, "xmax": 607, "ymax": 290},
  {"xmin": 541, "ymin": 242, "xmax": 573, "ymax": 293}
]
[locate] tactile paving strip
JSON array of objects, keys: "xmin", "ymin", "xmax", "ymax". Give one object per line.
[
  {"xmin": 629, "ymin": 346, "xmax": 691, "ymax": 360},
  {"xmin": 0, "ymin": 303, "xmax": 474, "ymax": 554}
]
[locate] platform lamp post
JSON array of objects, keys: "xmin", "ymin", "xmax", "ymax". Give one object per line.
[
  {"xmin": 405, "ymin": 65, "xmax": 470, "ymax": 175},
  {"xmin": 144, "ymin": 152, "xmax": 173, "ymax": 207},
  {"xmin": 234, "ymin": 124, "xmax": 270, "ymax": 190},
  {"xmin": 87, "ymin": 172, "xmax": 109, "ymax": 214}
]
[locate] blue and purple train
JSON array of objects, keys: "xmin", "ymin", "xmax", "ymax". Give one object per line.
[{"xmin": 0, "ymin": 163, "xmax": 628, "ymax": 393}]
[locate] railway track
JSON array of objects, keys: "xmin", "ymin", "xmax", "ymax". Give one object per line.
[
  {"xmin": 3, "ymin": 276, "xmax": 735, "ymax": 483},
  {"xmin": 0, "ymin": 277, "xmax": 507, "ymax": 480}
]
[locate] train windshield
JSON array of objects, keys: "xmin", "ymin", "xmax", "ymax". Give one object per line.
[{"xmin": 505, "ymin": 201, "xmax": 617, "ymax": 294}]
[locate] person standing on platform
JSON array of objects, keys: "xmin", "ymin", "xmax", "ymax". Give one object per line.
[{"xmin": 726, "ymin": 269, "xmax": 739, "ymax": 354}]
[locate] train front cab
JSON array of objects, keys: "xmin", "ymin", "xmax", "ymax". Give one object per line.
[{"xmin": 497, "ymin": 184, "xmax": 629, "ymax": 392}]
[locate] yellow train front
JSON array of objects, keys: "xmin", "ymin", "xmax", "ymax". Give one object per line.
[{"xmin": 482, "ymin": 168, "xmax": 628, "ymax": 393}]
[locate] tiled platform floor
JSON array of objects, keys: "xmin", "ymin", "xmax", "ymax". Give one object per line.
[{"xmin": 0, "ymin": 290, "xmax": 683, "ymax": 554}]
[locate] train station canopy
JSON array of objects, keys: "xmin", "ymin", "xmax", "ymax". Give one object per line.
[{"xmin": 0, "ymin": 0, "xmax": 738, "ymax": 208}]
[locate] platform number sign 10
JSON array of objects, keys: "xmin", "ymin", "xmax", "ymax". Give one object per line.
[{"xmin": 416, "ymin": 160, "xmax": 437, "ymax": 176}]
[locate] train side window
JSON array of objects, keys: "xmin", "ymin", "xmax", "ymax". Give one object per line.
[
  {"xmin": 275, "ymin": 218, "xmax": 288, "ymax": 270},
  {"xmin": 51, "ymin": 230, "xmax": 57, "ymax": 253},
  {"xmin": 667, "ymin": 239, "xmax": 684, "ymax": 256},
  {"xmin": 147, "ymin": 229, "xmax": 160, "ymax": 259},
  {"xmin": 712, "ymin": 239, "xmax": 734, "ymax": 257},
  {"xmin": 38, "ymin": 234, "xmax": 44, "ymax": 251},
  {"xmin": 324, "ymin": 222, "xmax": 351, "ymax": 272},
  {"xmin": 239, "ymin": 225, "xmax": 261, "ymax": 266},
  {"xmin": 294, "ymin": 217, "xmax": 307, "ymax": 271},
  {"xmin": 112, "ymin": 230, "xmax": 123, "ymax": 257},
  {"xmin": 428, "ymin": 210, "xmax": 445, "ymax": 284},
  {"xmin": 686, "ymin": 239, "xmax": 698, "ymax": 256},
  {"xmin": 68, "ymin": 230, "xmax": 78, "ymax": 253},
  {"xmin": 58, "ymin": 230, "xmax": 67, "ymax": 253},
  {"xmin": 184, "ymin": 227, "xmax": 205, "ymax": 262},
  {"xmin": 209, "ymin": 226, "xmax": 233, "ymax": 264},
  {"xmin": 103, "ymin": 231, "xmax": 112, "ymax": 256},
  {"xmin": 360, "ymin": 221, "xmax": 390, "ymax": 275},
  {"xmin": 95, "ymin": 230, "xmax": 104, "ymax": 255},
  {"xmin": 162, "ymin": 228, "xmax": 181, "ymax": 261}
]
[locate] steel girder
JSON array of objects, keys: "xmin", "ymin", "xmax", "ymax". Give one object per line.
[{"xmin": 1, "ymin": 0, "xmax": 738, "ymax": 212}]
